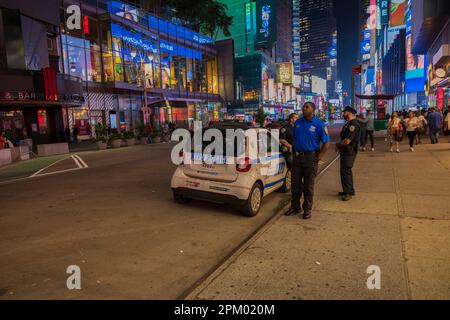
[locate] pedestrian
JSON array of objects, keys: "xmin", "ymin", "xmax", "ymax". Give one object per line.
[
  {"xmin": 415, "ymin": 110, "xmax": 427, "ymax": 145},
  {"xmin": 280, "ymin": 113, "xmax": 298, "ymax": 171},
  {"xmin": 365, "ymin": 110, "xmax": 375, "ymax": 151},
  {"xmin": 73, "ymin": 126, "xmax": 80, "ymax": 144},
  {"xmin": 357, "ymin": 113, "xmax": 368, "ymax": 151},
  {"xmin": 336, "ymin": 106, "xmax": 360, "ymax": 201},
  {"xmin": 427, "ymin": 107, "xmax": 443, "ymax": 144},
  {"xmin": 387, "ymin": 112, "xmax": 402, "ymax": 153},
  {"xmin": 405, "ymin": 111, "xmax": 419, "ymax": 152},
  {"xmin": 285, "ymin": 102, "xmax": 330, "ymax": 220}
]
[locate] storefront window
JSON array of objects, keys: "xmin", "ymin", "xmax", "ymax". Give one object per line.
[
  {"xmin": 37, "ymin": 109, "xmax": 48, "ymax": 134},
  {"xmin": 161, "ymin": 52, "xmax": 171, "ymax": 89},
  {"xmin": 62, "ymin": 35, "xmax": 87, "ymax": 80}
]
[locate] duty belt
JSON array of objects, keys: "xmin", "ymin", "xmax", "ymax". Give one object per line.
[{"xmin": 294, "ymin": 151, "xmax": 316, "ymax": 156}]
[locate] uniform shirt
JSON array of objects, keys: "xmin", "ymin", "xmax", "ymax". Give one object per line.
[
  {"xmin": 280, "ymin": 124, "xmax": 294, "ymax": 145},
  {"xmin": 340, "ymin": 119, "xmax": 361, "ymax": 153},
  {"xmin": 293, "ymin": 116, "xmax": 330, "ymax": 153}
]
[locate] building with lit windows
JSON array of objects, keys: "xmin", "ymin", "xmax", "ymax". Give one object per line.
[
  {"xmin": 58, "ymin": 0, "xmax": 230, "ymax": 135},
  {"xmin": 0, "ymin": 0, "xmax": 85, "ymax": 146},
  {"xmin": 217, "ymin": 0, "xmax": 295, "ymax": 118},
  {"xmin": 299, "ymin": 0, "xmax": 337, "ymax": 99}
]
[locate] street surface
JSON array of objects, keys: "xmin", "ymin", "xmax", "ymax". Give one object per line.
[{"xmin": 0, "ymin": 127, "xmax": 340, "ymax": 299}]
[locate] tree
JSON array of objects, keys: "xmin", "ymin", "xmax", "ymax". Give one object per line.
[{"xmin": 165, "ymin": 0, "xmax": 233, "ymax": 38}]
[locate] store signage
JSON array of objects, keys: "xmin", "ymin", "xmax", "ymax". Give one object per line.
[
  {"xmin": 352, "ymin": 65, "xmax": 362, "ymax": 75},
  {"xmin": 255, "ymin": 0, "xmax": 276, "ymax": 48},
  {"xmin": 0, "ymin": 91, "xmax": 45, "ymax": 101}
]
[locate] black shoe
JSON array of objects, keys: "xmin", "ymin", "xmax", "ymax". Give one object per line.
[
  {"xmin": 338, "ymin": 191, "xmax": 355, "ymax": 196},
  {"xmin": 342, "ymin": 194, "xmax": 353, "ymax": 201},
  {"xmin": 285, "ymin": 207, "xmax": 301, "ymax": 216},
  {"xmin": 302, "ymin": 212, "xmax": 312, "ymax": 220}
]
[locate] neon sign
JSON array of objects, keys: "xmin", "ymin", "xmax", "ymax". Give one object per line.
[{"xmin": 260, "ymin": 5, "xmax": 271, "ymax": 39}]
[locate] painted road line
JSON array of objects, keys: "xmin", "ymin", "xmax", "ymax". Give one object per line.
[
  {"xmin": 30, "ymin": 157, "xmax": 69, "ymax": 178},
  {"xmin": 71, "ymin": 155, "xmax": 83, "ymax": 169},
  {"xmin": 73, "ymin": 154, "xmax": 88, "ymax": 168},
  {"xmin": 30, "ymin": 167, "xmax": 86, "ymax": 178}
]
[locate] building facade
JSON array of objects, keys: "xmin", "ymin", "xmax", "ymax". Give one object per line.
[
  {"xmin": 0, "ymin": 0, "xmax": 85, "ymax": 146},
  {"xmin": 298, "ymin": 0, "xmax": 337, "ymax": 102},
  {"xmin": 59, "ymin": 0, "xmax": 229, "ymax": 136}
]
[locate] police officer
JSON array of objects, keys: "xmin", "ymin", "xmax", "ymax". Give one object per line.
[
  {"xmin": 285, "ymin": 102, "xmax": 330, "ymax": 219},
  {"xmin": 280, "ymin": 113, "xmax": 298, "ymax": 169},
  {"xmin": 336, "ymin": 106, "xmax": 361, "ymax": 201}
]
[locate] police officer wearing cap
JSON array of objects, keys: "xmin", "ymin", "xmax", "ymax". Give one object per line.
[
  {"xmin": 285, "ymin": 102, "xmax": 330, "ymax": 219},
  {"xmin": 336, "ymin": 106, "xmax": 361, "ymax": 201},
  {"xmin": 280, "ymin": 113, "xmax": 298, "ymax": 169}
]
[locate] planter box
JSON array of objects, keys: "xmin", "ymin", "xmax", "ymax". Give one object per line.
[
  {"xmin": 125, "ymin": 138, "xmax": 136, "ymax": 147},
  {"xmin": 110, "ymin": 139, "xmax": 122, "ymax": 148},
  {"xmin": 96, "ymin": 141, "xmax": 108, "ymax": 150},
  {"xmin": 152, "ymin": 137, "xmax": 161, "ymax": 144},
  {"xmin": 37, "ymin": 143, "xmax": 69, "ymax": 157},
  {"xmin": 140, "ymin": 137, "xmax": 148, "ymax": 145},
  {"xmin": 0, "ymin": 148, "xmax": 12, "ymax": 167}
]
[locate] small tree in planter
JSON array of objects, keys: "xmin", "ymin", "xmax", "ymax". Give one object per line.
[
  {"xmin": 109, "ymin": 132, "xmax": 123, "ymax": 148},
  {"xmin": 93, "ymin": 124, "xmax": 108, "ymax": 150},
  {"xmin": 151, "ymin": 128, "xmax": 162, "ymax": 143},
  {"xmin": 123, "ymin": 130, "xmax": 136, "ymax": 146},
  {"xmin": 135, "ymin": 121, "xmax": 148, "ymax": 145}
]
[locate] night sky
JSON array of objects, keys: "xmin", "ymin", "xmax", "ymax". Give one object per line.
[{"xmin": 334, "ymin": 0, "xmax": 360, "ymax": 103}]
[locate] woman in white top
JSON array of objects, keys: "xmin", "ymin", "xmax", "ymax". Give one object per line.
[
  {"xmin": 388, "ymin": 112, "xmax": 402, "ymax": 153},
  {"xmin": 415, "ymin": 110, "xmax": 428, "ymax": 145},
  {"xmin": 405, "ymin": 111, "xmax": 419, "ymax": 151}
]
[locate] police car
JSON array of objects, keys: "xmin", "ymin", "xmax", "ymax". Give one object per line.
[{"xmin": 171, "ymin": 124, "xmax": 291, "ymax": 217}]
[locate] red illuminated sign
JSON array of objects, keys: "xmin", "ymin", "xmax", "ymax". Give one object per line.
[
  {"xmin": 43, "ymin": 67, "xmax": 58, "ymax": 101},
  {"xmin": 437, "ymin": 88, "xmax": 444, "ymax": 111}
]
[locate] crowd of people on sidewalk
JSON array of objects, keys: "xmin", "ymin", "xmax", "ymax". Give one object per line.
[{"xmin": 353, "ymin": 105, "xmax": 450, "ymax": 154}]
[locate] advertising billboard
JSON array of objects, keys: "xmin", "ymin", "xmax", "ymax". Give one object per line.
[
  {"xmin": 277, "ymin": 62, "xmax": 293, "ymax": 84},
  {"xmin": 405, "ymin": 0, "xmax": 425, "ymax": 80},
  {"xmin": 389, "ymin": 0, "xmax": 406, "ymax": 29},
  {"xmin": 377, "ymin": 0, "xmax": 390, "ymax": 28},
  {"xmin": 255, "ymin": 0, "xmax": 276, "ymax": 49}
]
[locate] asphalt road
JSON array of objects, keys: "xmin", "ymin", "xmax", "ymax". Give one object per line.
[{"xmin": 0, "ymin": 127, "xmax": 341, "ymax": 299}]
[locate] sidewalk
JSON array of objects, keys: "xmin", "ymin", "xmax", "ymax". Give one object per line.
[{"xmin": 189, "ymin": 140, "xmax": 450, "ymax": 300}]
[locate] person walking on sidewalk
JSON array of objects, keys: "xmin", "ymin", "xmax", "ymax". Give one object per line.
[
  {"xmin": 387, "ymin": 112, "xmax": 402, "ymax": 153},
  {"xmin": 336, "ymin": 106, "xmax": 360, "ymax": 201},
  {"xmin": 427, "ymin": 107, "xmax": 443, "ymax": 144},
  {"xmin": 357, "ymin": 113, "xmax": 368, "ymax": 151},
  {"xmin": 365, "ymin": 110, "xmax": 375, "ymax": 151},
  {"xmin": 285, "ymin": 102, "xmax": 330, "ymax": 220},
  {"xmin": 405, "ymin": 111, "xmax": 419, "ymax": 151}
]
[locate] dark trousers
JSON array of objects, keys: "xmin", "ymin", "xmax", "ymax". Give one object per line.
[
  {"xmin": 291, "ymin": 153, "xmax": 318, "ymax": 213},
  {"xmin": 360, "ymin": 129, "xmax": 367, "ymax": 147},
  {"xmin": 365, "ymin": 130, "xmax": 374, "ymax": 148},
  {"xmin": 407, "ymin": 131, "xmax": 417, "ymax": 148},
  {"xmin": 429, "ymin": 128, "xmax": 440, "ymax": 144},
  {"xmin": 340, "ymin": 151, "xmax": 357, "ymax": 195}
]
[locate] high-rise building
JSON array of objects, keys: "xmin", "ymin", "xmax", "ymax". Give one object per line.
[
  {"xmin": 217, "ymin": 0, "xmax": 295, "ymax": 117},
  {"xmin": 292, "ymin": 0, "xmax": 301, "ymax": 76},
  {"xmin": 298, "ymin": 0, "xmax": 337, "ymax": 98}
]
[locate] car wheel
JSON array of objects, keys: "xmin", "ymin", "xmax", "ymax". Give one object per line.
[
  {"xmin": 240, "ymin": 183, "xmax": 263, "ymax": 217},
  {"xmin": 173, "ymin": 192, "xmax": 192, "ymax": 204},
  {"xmin": 279, "ymin": 169, "xmax": 292, "ymax": 193}
]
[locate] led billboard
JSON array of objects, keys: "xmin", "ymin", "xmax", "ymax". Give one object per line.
[
  {"xmin": 389, "ymin": 0, "xmax": 406, "ymax": 29},
  {"xmin": 255, "ymin": 0, "xmax": 277, "ymax": 49}
]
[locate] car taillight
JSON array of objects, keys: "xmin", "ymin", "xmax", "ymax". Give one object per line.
[{"xmin": 236, "ymin": 157, "xmax": 252, "ymax": 173}]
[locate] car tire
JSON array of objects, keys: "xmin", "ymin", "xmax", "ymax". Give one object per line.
[
  {"xmin": 240, "ymin": 183, "xmax": 263, "ymax": 217},
  {"xmin": 279, "ymin": 169, "xmax": 292, "ymax": 193},
  {"xmin": 173, "ymin": 192, "xmax": 192, "ymax": 204}
]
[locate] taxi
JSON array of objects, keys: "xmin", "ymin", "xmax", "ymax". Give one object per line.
[{"xmin": 171, "ymin": 124, "xmax": 291, "ymax": 217}]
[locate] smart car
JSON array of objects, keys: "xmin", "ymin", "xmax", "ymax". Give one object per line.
[{"xmin": 171, "ymin": 124, "xmax": 291, "ymax": 217}]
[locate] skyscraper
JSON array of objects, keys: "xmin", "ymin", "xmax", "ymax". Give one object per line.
[{"xmin": 299, "ymin": 0, "xmax": 337, "ymax": 97}]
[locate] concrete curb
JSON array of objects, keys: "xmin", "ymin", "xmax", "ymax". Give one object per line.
[{"xmin": 183, "ymin": 154, "xmax": 341, "ymax": 300}]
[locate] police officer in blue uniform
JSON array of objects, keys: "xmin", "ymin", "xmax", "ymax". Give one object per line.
[
  {"xmin": 285, "ymin": 102, "xmax": 330, "ymax": 219},
  {"xmin": 336, "ymin": 106, "xmax": 360, "ymax": 201}
]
